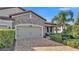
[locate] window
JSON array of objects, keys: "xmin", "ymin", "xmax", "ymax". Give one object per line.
[
  {"xmin": 50, "ymin": 27, "xmax": 52, "ymax": 32},
  {"xmin": 47, "ymin": 27, "xmax": 49, "ymax": 32}
]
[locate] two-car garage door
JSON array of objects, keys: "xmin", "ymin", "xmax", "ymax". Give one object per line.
[{"xmin": 15, "ymin": 24, "xmax": 43, "ymax": 40}]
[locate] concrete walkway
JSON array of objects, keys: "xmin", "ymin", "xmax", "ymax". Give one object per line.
[{"xmin": 15, "ymin": 38, "xmax": 79, "ymax": 51}]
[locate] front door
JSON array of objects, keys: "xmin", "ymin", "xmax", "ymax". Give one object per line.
[{"xmin": 47, "ymin": 27, "xmax": 52, "ymax": 33}]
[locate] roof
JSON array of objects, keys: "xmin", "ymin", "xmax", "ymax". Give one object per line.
[
  {"xmin": 0, "ymin": 7, "xmax": 13, "ymax": 10},
  {"xmin": 45, "ymin": 22, "xmax": 55, "ymax": 27},
  {"xmin": 45, "ymin": 22, "xmax": 55, "ymax": 25},
  {"xmin": 0, "ymin": 7, "xmax": 46, "ymax": 21},
  {"xmin": 45, "ymin": 22, "xmax": 63, "ymax": 27},
  {"xmin": 10, "ymin": 10, "xmax": 47, "ymax": 21},
  {"xmin": 0, "ymin": 7, "xmax": 26, "ymax": 11}
]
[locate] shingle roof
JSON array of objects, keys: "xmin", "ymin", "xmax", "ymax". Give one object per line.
[
  {"xmin": 0, "ymin": 7, "xmax": 26, "ymax": 11},
  {"xmin": 0, "ymin": 7, "xmax": 46, "ymax": 21},
  {"xmin": 10, "ymin": 10, "xmax": 47, "ymax": 21}
]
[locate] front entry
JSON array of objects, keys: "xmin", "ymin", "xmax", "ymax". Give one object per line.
[{"xmin": 47, "ymin": 27, "xmax": 52, "ymax": 33}]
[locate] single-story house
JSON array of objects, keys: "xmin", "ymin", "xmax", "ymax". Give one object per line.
[
  {"xmin": 0, "ymin": 7, "xmax": 64, "ymax": 38},
  {"xmin": 45, "ymin": 22, "xmax": 64, "ymax": 34}
]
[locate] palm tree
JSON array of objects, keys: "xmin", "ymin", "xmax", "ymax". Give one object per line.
[
  {"xmin": 66, "ymin": 10, "xmax": 74, "ymax": 22},
  {"xmin": 52, "ymin": 10, "xmax": 74, "ymax": 33},
  {"xmin": 52, "ymin": 16, "xmax": 59, "ymax": 33},
  {"xmin": 58, "ymin": 11, "xmax": 66, "ymax": 31},
  {"xmin": 52, "ymin": 16, "xmax": 59, "ymax": 24},
  {"xmin": 52, "ymin": 11, "xmax": 66, "ymax": 25}
]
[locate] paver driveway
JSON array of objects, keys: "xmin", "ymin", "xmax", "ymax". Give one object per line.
[{"xmin": 15, "ymin": 38, "xmax": 78, "ymax": 51}]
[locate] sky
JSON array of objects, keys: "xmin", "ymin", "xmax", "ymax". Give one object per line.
[{"xmin": 23, "ymin": 7, "xmax": 79, "ymax": 22}]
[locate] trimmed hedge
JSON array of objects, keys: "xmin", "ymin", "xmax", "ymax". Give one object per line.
[
  {"xmin": 63, "ymin": 39, "xmax": 79, "ymax": 48},
  {"xmin": 50, "ymin": 34, "xmax": 63, "ymax": 43},
  {"xmin": 0, "ymin": 29, "xmax": 15, "ymax": 48}
]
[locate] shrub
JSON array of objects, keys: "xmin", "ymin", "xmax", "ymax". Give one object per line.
[
  {"xmin": 62, "ymin": 34, "xmax": 74, "ymax": 40},
  {"xmin": 63, "ymin": 39, "xmax": 79, "ymax": 48},
  {"xmin": 50, "ymin": 34, "xmax": 63, "ymax": 43},
  {"xmin": 0, "ymin": 29, "xmax": 15, "ymax": 48}
]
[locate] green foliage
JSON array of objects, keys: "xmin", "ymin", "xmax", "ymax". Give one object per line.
[
  {"xmin": 72, "ymin": 24, "xmax": 79, "ymax": 38},
  {"xmin": 63, "ymin": 39, "xmax": 79, "ymax": 48},
  {"xmin": 52, "ymin": 10, "xmax": 74, "ymax": 25},
  {"xmin": 64, "ymin": 24, "xmax": 73, "ymax": 35},
  {"xmin": 62, "ymin": 34, "xmax": 74, "ymax": 40},
  {"xmin": 0, "ymin": 29, "xmax": 15, "ymax": 48},
  {"xmin": 50, "ymin": 34, "xmax": 63, "ymax": 43},
  {"xmin": 75, "ymin": 15, "xmax": 79, "ymax": 25}
]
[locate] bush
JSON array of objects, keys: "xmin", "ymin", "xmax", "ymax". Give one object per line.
[
  {"xmin": 63, "ymin": 39, "xmax": 79, "ymax": 48},
  {"xmin": 50, "ymin": 34, "xmax": 63, "ymax": 43},
  {"xmin": 62, "ymin": 34, "xmax": 74, "ymax": 40},
  {"xmin": 0, "ymin": 29, "xmax": 15, "ymax": 48}
]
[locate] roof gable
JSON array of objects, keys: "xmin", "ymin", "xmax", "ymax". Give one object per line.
[{"xmin": 10, "ymin": 10, "xmax": 46, "ymax": 21}]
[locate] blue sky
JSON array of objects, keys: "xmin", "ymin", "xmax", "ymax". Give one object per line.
[{"xmin": 23, "ymin": 7, "xmax": 79, "ymax": 22}]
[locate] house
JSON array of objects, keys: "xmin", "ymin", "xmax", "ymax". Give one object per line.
[
  {"xmin": 0, "ymin": 7, "xmax": 64, "ymax": 38},
  {"xmin": 45, "ymin": 22, "xmax": 63, "ymax": 34},
  {"xmin": 0, "ymin": 7, "xmax": 48, "ymax": 38}
]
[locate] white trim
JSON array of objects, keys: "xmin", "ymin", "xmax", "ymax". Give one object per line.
[{"xmin": 15, "ymin": 24, "xmax": 42, "ymax": 28}]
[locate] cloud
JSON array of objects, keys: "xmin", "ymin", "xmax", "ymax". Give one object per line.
[
  {"xmin": 59, "ymin": 7, "xmax": 78, "ymax": 11},
  {"xmin": 59, "ymin": 7, "xmax": 71, "ymax": 11}
]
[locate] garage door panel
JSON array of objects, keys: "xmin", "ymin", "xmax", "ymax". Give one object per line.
[{"xmin": 16, "ymin": 24, "xmax": 43, "ymax": 40}]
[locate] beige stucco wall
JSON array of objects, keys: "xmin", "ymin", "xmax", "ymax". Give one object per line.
[
  {"xmin": 57, "ymin": 26, "xmax": 63, "ymax": 33},
  {"xmin": 12, "ymin": 13, "xmax": 31, "ymax": 25},
  {"xmin": 30, "ymin": 13, "xmax": 46, "ymax": 34},
  {"xmin": 12, "ymin": 12, "xmax": 46, "ymax": 35},
  {"xmin": 30, "ymin": 13, "xmax": 45, "ymax": 26},
  {"xmin": 53, "ymin": 26, "xmax": 63, "ymax": 33}
]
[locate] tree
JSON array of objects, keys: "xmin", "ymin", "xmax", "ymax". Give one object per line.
[
  {"xmin": 66, "ymin": 10, "xmax": 74, "ymax": 22},
  {"xmin": 72, "ymin": 24, "xmax": 79, "ymax": 37},
  {"xmin": 52, "ymin": 16, "xmax": 59, "ymax": 24},
  {"xmin": 75, "ymin": 15, "xmax": 79, "ymax": 25},
  {"xmin": 52, "ymin": 10, "xmax": 74, "ymax": 24},
  {"xmin": 52, "ymin": 11, "xmax": 66, "ymax": 25},
  {"xmin": 52, "ymin": 10, "xmax": 74, "ymax": 33},
  {"xmin": 71, "ymin": 15, "xmax": 79, "ymax": 37},
  {"xmin": 64, "ymin": 24, "xmax": 72, "ymax": 35}
]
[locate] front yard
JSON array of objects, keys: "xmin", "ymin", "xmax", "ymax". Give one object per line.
[
  {"xmin": 0, "ymin": 29, "xmax": 78, "ymax": 51},
  {"xmin": 50, "ymin": 33, "xmax": 79, "ymax": 49}
]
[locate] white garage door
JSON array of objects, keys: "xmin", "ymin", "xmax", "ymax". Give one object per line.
[{"xmin": 15, "ymin": 24, "xmax": 43, "ymax": 40}]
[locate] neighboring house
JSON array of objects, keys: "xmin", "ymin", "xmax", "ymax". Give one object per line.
[
  {"xmin": 45, "ymin": 22, "xmax": 63, "ymax": 34},
  {"xmin": 0, "ymin": 16, "xmax": 14, "ymax": 29}
]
